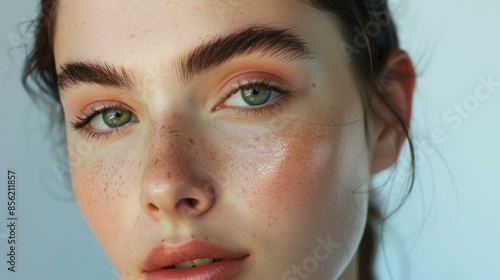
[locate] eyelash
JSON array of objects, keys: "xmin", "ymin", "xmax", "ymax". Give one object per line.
[
  {"xmin": 71, "ymin": 79, "xmax": 295, "ymax": 140},
  {"xmin": 219, "ymin": 78, "xmax": 294, "ymax": 117},
  {"xmin": 70, "ymin": 103, "xmax": 134, "ymax": 140}
]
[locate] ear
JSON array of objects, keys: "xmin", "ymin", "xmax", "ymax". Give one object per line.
[{"xmin": 370, "ymin": 49, "xmax": 415, "ymax": 174}]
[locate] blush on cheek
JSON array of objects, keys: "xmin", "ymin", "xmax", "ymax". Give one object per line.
[
  {"xmin": 264, "ymin": 132, "xmax": 344, "ymax": 221},
  {"xmin": 231, "ymin": 118, "xmax": 369, "ymax": 269}
]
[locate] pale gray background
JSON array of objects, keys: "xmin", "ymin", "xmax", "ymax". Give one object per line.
[{"xmin": 1, "ymin": 0, "xmax": 499, "ymax": 279}]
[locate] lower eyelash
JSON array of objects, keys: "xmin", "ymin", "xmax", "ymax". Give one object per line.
[
  {"xmin": 77, "ymin": 129, "xmax": 117, "ymax": 141},
  {"xmin": 71, "ymin": 104, "xmax": 132, "ymax": 129},
  {"xmin": 70, "ymin": 104, "xmax": 135, "ymax": 140},
  {"xmin": 221, "ymin": 79, "xmax": 295, "ymax": 116},
  {"xmin": 225, "ymin": 93, "xmax": 293, "ymax": 117}
]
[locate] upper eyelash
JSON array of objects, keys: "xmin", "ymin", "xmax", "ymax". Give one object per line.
[
  {"xmin": 71, "ymin": 104, "xmax": 136, "ymax": 141},
  {"xmin": 223, "ymin": 78, "xmax": 294, "ymax": 100},
  {"xmin": 71, "ymin": 104, "xmax": 127, "ymax": 129},
  {"xmin": 218, "ymin": 78, "xmax": 295, "ymax": 116}
]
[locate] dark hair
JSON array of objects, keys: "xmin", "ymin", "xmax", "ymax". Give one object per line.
[
  {"xmin": 301, "ymin": 1, "xmax": 415, "ymax": 278},
  {"xmin": 22, "ymin": 0, "xmax": 415, "ymax": 279}
]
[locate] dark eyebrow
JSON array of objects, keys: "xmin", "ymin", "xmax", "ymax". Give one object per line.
[
  {"xmin": 176, "ymin": 26, "xmax": 314, "ymax": 83},
  {"xmin": 57, "ymin": 61, "xmax": 134, "ymax": 92},
  {"xmin": 57, "ymin": 26, "xmax": 313, "ymax": 93}
]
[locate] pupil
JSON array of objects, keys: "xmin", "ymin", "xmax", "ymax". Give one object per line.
[
  {"xmin": 242, "ymin": 86, "xmax": 272, "ymax": 106},
  {"xmin": 103, "ymin": 109, "xmax": 131, "ymax": 128}
]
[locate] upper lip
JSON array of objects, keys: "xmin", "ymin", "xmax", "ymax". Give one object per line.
[{"xmin": 143, "ymin": 239, "xmax": 248, "ymax": 272}]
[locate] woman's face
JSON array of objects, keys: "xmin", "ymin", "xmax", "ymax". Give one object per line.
[{"xmin": 54, "ymin": 0, "xmax": 375, "ymax": 279}]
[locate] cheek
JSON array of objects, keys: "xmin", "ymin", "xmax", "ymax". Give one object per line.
[
  {"xmin": 67, "ymin": 135, "xmax": 145, "ymax": 262},
  {"xmin": 215, "ymin": 117, "xmax": 370, "ymax": 275}
]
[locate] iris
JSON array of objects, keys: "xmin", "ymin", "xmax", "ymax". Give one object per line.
[
  {"xmin": 241, "ymin": 85, "xmax": 273, "ymax": 106},
  {"xmin": 102, "ymin": 109, "xmax": 132, "ymax": 128}
]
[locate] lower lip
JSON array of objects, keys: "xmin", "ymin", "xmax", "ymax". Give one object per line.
[{"xmin": 145, "ymin": 256, "xmax": 249, "ymax": 280}]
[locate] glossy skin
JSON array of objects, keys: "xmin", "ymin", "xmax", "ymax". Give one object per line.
[{"xmin": 54, "ymin": 0, "xmax": 412, "ymax": 279}]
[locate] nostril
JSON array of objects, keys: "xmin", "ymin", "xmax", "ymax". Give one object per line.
[
  {"xmin": 174, "ymin": 198, "xmax": 201, "ymax": 212},
  {"xmin": 147, "ymin": 203, "xmax": 159, "ymax": 213},
  {"xmin": 184, "ymin": 198, "xmax": 198, "ymax": 208}
]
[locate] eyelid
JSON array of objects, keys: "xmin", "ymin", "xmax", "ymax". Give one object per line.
[
  {"xmin": 213, "ymin": 72, "xmax": 294, "ymax": 110},
  {"xmin": 72, "ymin": 100, "xmax": 136, "ymax": 127},
  {"xmin": 69, "ymin": 101, "xmax": 139, "ymax": 141},
  {"xmin": 219, "ymin": 72, "xmax": 289, "ymax": 94}
]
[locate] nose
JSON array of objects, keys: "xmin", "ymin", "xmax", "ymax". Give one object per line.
[
  {"xmin": 141, "ymin": 178, "xmax": 215, "ymax": 220},
  {"xmin": 140, "ymin": 116, "xmax": 215, "ymax": 220}
]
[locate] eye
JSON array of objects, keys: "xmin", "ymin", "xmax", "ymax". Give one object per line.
[
  {"xmin": 220, "ymin": 77, "xmax": 293, "ymax": 110},
  {"xmin": 226, "ymin": 84, "xmax": 280, "ymax": 107},
  {"xmin": 214, "ymin": 76, "xmax": 296, "ymax": 117},
  {"xmin": 89, "ymin": 108, "xmax": 136, "ymax": 130},
  {"xmin": 71, "ymin": 103, "xmax": 139, "ymax": 139}
]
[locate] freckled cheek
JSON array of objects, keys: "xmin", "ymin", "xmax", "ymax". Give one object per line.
[{"xmin": 67, "ymin": 140, "xmax": 144, "ymax": 249}]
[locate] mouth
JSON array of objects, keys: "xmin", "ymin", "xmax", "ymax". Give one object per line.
[
  {"xmin": 164, "ymin": 257, "xmax": 221, "ymax": 269},
  {"xmin": 143, "ymin": 239, "xmax": 249, "ymax": 280},
  {"xmin": 147, "ymin": 257, "xmax": 249, "ymax": 280}
]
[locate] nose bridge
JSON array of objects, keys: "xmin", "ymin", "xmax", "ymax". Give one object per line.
[
  {"xmin": 140, "ymin": 112, "xmax": 215, "ymax": 220},
  {"xmin": 145, "ymin": 113, "xmax": 191, "ymax": 179}
]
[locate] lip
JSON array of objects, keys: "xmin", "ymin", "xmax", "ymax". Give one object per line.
[{"xmin": 143, "ymin": 239, "xmax": 249, "ymax": 280}]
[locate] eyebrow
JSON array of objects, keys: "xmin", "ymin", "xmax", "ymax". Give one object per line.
[
  {"xmin": 57, "ymin": 26, "xmax": 313, "ymax": 92},
  {"xmin": 58, "ymin": 61, "xmax": 134, "ymax": 92},
  {"xmin": 176, "ymin": 26, "xmax": 313, "ymax": 82}
]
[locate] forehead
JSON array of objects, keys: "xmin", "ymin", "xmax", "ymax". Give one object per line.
[{"xmin": 53, "ymin": 0, "xmax": 316, "ymax": 66}]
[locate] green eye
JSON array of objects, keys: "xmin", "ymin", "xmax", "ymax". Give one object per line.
[
  {"xmin": 101, "ymin": 109, "xmax": 133, "ymax": 128},
  {"xmin": 241, "ymin": 85, "xmax": 273, "ymax": 106}
]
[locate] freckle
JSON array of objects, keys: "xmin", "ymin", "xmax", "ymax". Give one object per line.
[
  {"xmin": 312, "ymin": 83, "xmax": 316, "ymax": 88},
  {"xmin": 189, "ymin": 138, "xmax": 194, "ymax": 145},
  {"xmin": 130, "ymin": 33, "xmax": 136, "ymax": 39},
  {"xmin": 169, "ymin": 130, "xmax": 178, "ymax": 134},
  {"xmin": 167, "ymin": 172, "xmax": 171, "ymax": 179},
  {"xmin": 254, "ymin": 136, "xmax": 260, "ymax": 141}
]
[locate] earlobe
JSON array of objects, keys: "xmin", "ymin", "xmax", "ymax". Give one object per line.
[{"xmin": 370, "ymin": 49, "xmax": 415, "ymax": 174}]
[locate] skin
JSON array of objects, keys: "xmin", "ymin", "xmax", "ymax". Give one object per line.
[{"xmin": 54, "ymin": 0, "xmax": 414, "ymax": 279}]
